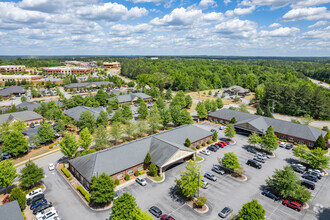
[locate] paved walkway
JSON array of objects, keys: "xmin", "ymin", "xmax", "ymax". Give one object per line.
[{"xmin": 14, "ymin": 148, "xmax": 61, "ymax": 168}]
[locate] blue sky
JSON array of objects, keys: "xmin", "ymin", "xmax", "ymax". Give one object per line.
[{"xmin": 0, "ymin": 0, "xmax": 329, "ymax": 56}]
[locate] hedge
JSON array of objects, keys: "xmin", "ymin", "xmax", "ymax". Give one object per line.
[
  {"xmin": 125, "ymin": 174, "xmax": 130, "ymax": 181},
  {"xmin": 139, "ymin": 170, "xmax": 145, "ymax": 175},
  {"xmin": 196, "ymin": 145, "xmax": 200, "ymax": 149},
  {"xmin": 77, "ymin": 185, "xmax": 90, "ymax": 203},
  {"xmin": 134, "ymin": 171, "xmax": 140, "ymax": 176},
  {"xmin": 61, "ymin": 167, "xmax": 71, "ymax": 178},
  {"xmin": 115, "ymin": 179, "xmax": 120, "ymax": 185}
]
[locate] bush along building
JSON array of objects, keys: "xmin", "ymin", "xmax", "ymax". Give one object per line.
[
  {"xmin": 68, "ymin": 124, "xmax": 212, "ymax": 191},
  {"xmin": 208, "ymin": 109, "xmax": 326, "ymax": 148}
]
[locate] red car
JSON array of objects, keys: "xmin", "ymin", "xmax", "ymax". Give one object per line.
[
  {"xmin": 161, "ymin": 214, "xmax": 175, "ymax": 220},
  {"xmin": 219, "ymin": 141, "xmax": 227, "ymax": 146},
  {"xmin": 215, "ymin": 142, "xmax": 225, "ymax": 148},
  {"xmin": 282, "ymin": 200, "xmax": 302, "ymax": 212}
]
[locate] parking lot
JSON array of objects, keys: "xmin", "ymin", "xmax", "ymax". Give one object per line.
[{"xmin": 118, "ymin": 122, "xmax": 330, "ymax": 220}]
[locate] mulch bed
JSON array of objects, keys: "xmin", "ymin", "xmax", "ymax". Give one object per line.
[{"xmin": 187, "ymin": 199, "xmax": 207, "ymax": 212}]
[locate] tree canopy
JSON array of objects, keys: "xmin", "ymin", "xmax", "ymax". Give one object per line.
[
  {"xmin": 91, "ymin": 173, "xmax": 115, "ymax": 204},
  {"xmin": 19, "ymin": 161, "xmax": 45, "ymax": 188},
  {"xmin": 0, "ymin": 160, "xmax": 17, "ymax": 188},
  {"xmin": 60, "ymin": 133, "xmax": 79, "ymax": 158},
  {"xmin": 239, "ymin": 199, "xmax": 265, "ymax": 220}
]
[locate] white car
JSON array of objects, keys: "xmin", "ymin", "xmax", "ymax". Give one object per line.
[
  {"xmin": 279, "ymin": 142, "xmax": 286, "ymax": 147},
  {"xmin": 219, "ymin": 126, "xmax": 225, "ymax": 130},
  {"xmin": 308, "ymin": 169, "xmax": 324, "ymax": 177},
  {"xmin": 255, "ymin": 152, "xmax": 269, "ymax": 160},
  {"xmin": 200, "ymin": 149, "xmax": 210, "ymax": 156},
  {"xmin": 135, "ymin": 177, "xmax": 147, "ymax": 186},
  {"xmin": 48, "ymin": 163, "xmax": 55, "ymax": 171},
  {"xmin": 25, "ymin": 188, "xmax": 42, "ymax": 200},
  {"xmin": 36, "ymin": 208, "xmax": 57, "ymax": 220}
]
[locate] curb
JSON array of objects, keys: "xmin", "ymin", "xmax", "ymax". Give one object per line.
[
  {"xmin": 186, "ymin": 200, "xmax": 210, "ymax": 214},
  {"xmin": 147, "ymin": 173, "xmax": 166, "ymax": 184},
  {"xmin": 302, "ymin": 203, "xmax": 309, "ymax": 210},
  {"xmin": 114, "ymin": 174, "xmax": 147, "ymax": 191},
  {"xmin": 196, "ymin": 156, "xmax": 205, "ymax": 164},
  {"xmin": 15, "ymin": 148, "xmax": 61, "ymax": 168},
  {"xmin": 228, "ymin": 174, "xmax": 248, "ymax": 182}
]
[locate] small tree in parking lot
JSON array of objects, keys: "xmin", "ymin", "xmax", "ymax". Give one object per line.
[
  {"xmin": 239, "ymin": 199, "xmax": 265, "ymax": 220},
  {"xmin": 248, "ymin": 132, "xmax": 262, "ymax": 148},
  {"xmin": 212, "ymin": 131, "xmax": 218, "ymax": 141},
  {"xmin": 221, "ymin": 152, "xmax": 240, "ymax": 170},
  {"xmin": 224, "ymin": 124, "xmax": 235, "ymax": 140},
  {"xmin": 261, "ymin": 126, "xmax": 278, "ymax": 152}
]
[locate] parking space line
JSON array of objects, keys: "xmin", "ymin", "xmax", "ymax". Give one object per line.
[
  {"xmin": 167, "ymin": 203, "xmax": 187, "ymax": 216},
  {"xmin": 267, "ymin": 202, "xmax": 281, "ymax": 219}
]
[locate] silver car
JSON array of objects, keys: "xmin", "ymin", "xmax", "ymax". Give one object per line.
[
  {"xmin": 218, "ymin": 206, "xmax": 233, "ymax": 218},
  {"xmin": 201, "ymin": 179, "xmax": 209, "ymax": 189},
  {"xmin": 204, "ymin": 172, "xmax": 217, "ymax": 181},
  {"xmin": 135, "ymin": 177, "xmax": 147, "ymax": 186}
]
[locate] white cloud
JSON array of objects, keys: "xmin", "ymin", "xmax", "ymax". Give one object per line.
[
  {"xmin": 269, "ymin": 23, "xmax": 281, "ymax": 28},
  {"xmin": 199, "ymin": 0, "xmax": 217, "ymax": 8},
  {"xmin": 129, "ymin": 0, "xmax": 165, "ymax": 3},
  {"xmin": 283, "ymin": 7, "xmax": 330, "ymax": 21},
  {"xmin": 76, "ymin": 2, "xmax": 147, "ymax": 21},
  {"xmin": 308, "ymin": 20, "xmax": 328, "ymax": 28},
  {"xmin": 260, "ymin": 27, "xmax": 300, "ymax": 37},
  {"xmin": 150, "ymin": 8, "xmax": 223, "ymax": 27},
  {"xmin": 109, "ymin": 23, "xmax": 152, "ymax": 36},
  {"xmin": 224, "ymin": 0, "xmax": 232, "ymax": 6},
  {"xmin": 225, "ymin": 6, "xmax": 256, "ymax": 16},
  {"xmin": 214, "ymin": 18, "xmax": 258, "ymax": 38},
  {"xmin": 293, "ymin": 0, "xmax": 330, "ymax": 8},
  {"xmin": 302, "ymin": 26, "xmax": 330, "ymax": 40},
  {"xmin": 18, "ymin": 0, "xmax": 93, "ymax": 13}
]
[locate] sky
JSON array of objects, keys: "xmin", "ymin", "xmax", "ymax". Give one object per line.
[{"xmin": 0, "ymin": 0, "xmax": 329, "ymax": 56}]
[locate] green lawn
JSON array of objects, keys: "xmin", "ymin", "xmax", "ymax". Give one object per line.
[
  {"xmin": 153, "ymin": 176, "xmax": 164, "ymax": 181},
  {"xmin": 195, "ymin": 156, "xmax": 203, "ymax": 162}
]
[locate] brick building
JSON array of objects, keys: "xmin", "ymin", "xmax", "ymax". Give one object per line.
[
  {"xmin": 0, "ymin": 75, "xmax": 42, "ymax": 86},
  {"xmin": 42, "ymin": 67, "xmax": 91, "ymax": 75},
  {"xmin": 68, "ymin": 125, "xmax": 212, "ymax": 191},
  {"xmin": 108, "ymin": 93, "xmax": 153, "ymax": 106},
  {"xmin": 0, "ymin": 65, "xmax": 26, "ymax": 74},
  {"xmin": 208, "ymin": 109, "xmax": 327, "ymax": 148},
  {"xmin": 0, "ymin": 111, "xmax": 44, "ymax": 125},
  {"xmin": 103, "ymin": 62, "xmax": 120, "ymax": 68}
]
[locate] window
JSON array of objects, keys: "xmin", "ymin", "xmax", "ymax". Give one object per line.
[
  {"xmin": 127, "ymin": 169, "xmax": 134, "ymax": 175},
  {"xmin": 308, "ymin": 143, "xmax": 314, "ymax": 147},
  {"xmin": 280, "ymin": 136, "xmax": 285, "ymax": 139},
  {"xmin": 137, "ymin": 166, "xmax": 143, "ymax": 171},
  {"xmin": 117, "ymin": 173, "xmax": 124, "ymax": 179},
  {"xmin": 298, "ymin": 140, "xmax": 304, "ymax": 144},
  {"xmin": 225, "ymin": 121, "xmax": 229, "ymax": 125},
  {"xmin": 220, "ymin": 120, "xmax": 223, "ymax": 123},
  {"xmin": 288, "ymin": 137, "xmax": 294, "ymax": 142}
]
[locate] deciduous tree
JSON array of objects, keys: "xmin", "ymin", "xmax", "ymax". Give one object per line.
[
  {"xmin": 79, "ymin": 127, "xmax": 93, "ymax": 150},
  {"xmin": 222, "ymin": 152, "xmax": 240, "ymax": 169},
  {"xmin": 196, "ymin": 102, "xmax": 207, "ymax": 119},
  {"xmin": 94, "ymin": 126, "xmax": 109, "ymax": 150},
  {"xmin": 137, "ymin": 102, "xmax": 148, "ymax": 119},
  {"xmin": 10, "ymin": 188, "xmax": 26, "ymax": 210},
  {"xmin": 224, "ymin": 124, "xmax": 235, "ymax": 139},
  {"xmin": 0, "ymin": 160, "xmax": 17, "ymax": 188},
  {"xmin": 60, "ymin": 133, "xmax": 79, "ymax": 158},
  {"xmin": 79, "ymin": 110, "xmax": 96, "ymax": 133},
  {"xmin": 314, "ymin": 135, "xmax": 326, "ymax": 150},
  {"xmin": 3, "ymin": 131, "xmax": 29, "ymax": 156},
  {"xmin": 91, "ymin": 173, "xmax": 115, "ymax": 204},
  {"xmin": 239, "ymin": 199, "xmax": 265, "ymax": 220},
  {"xmin": 37, "ymin": 123, "xmax": 56, "ymax": 143},
  {"xmin": 261, "ymin": 126, "xmax": 278, "ymax": 152},
  {"xmin": 159, "ymin": 107, "xmax": 171, "ymax": 127},
  {"xmin": 109, "ymin": 122, "xmax": 122, "ymax": 145},
  {"xmin": 122, "ymin": 103, "xmax": 133, "ymax": 121},
  {"xmin": 111, "ymin": 193, "xmax": 137, "ymax": 220},
  {"xmin": 216, "ymin": 98, "xmax": 223, "ymax": 109},
  {"xmin": 248, "ymin": 133, "xmax": 262, "ymax": 147},
  {"xmin": 19, "ymin": 161, "xmax": 44, "ymax": 188},
  {"xmin": 96, "ymin": 111, "xmax": 109, "ymax": 127},
  {"xmin": 178, "ymin": 109, "xmax": 193, "ymax": 125},
  {"xmin": 149, "ymin": 163, "xmax": 158, "ymax": 177}
]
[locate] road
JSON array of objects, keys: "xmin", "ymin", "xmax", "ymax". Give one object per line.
[{"xmin": 309, "ymin": 78, "xmax": 330, "ymax": 89}]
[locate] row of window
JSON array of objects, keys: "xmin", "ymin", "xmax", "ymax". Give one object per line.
[
  {"xmin": 191, "ymin": 137, "xmax": 212, "ymax": 147},
  {"xmin": 279, "ymin": 136, "xmax": 313, "ymax": 147},
  {"xmin": 117, "ymin": 165, "xmax": 143, "ymax": 179}
]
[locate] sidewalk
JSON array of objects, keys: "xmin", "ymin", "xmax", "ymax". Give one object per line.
[{"xmin": 14, "ymin": 148, "xmax": 61, "ymax": 168}]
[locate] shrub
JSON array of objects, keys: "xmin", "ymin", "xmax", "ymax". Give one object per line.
[
  {"xmin": 115, "ymin": 179, "xmax": 120, "ymax": 185},
  {"xmin": 196, "ymin": 145, "xmax": 200, "ymax": 149},
  {"xmin": 192, "ymin": 147, "xmax": 196, "ymax": 151},
  {"xmin": 139, "ymin": 170, "xmax": 145, "ymax": 175},
  {"xmin": 125, "ymin": 174, "xmax": 130, "ymax": 181},
  {"xmin": 49, "ymin": 144, "xmax": 54, "ymax": 149},
  {"xmin": 210, "ymin": 140, "xmax": 214, "ymax": 143},
  {"xmin": 10, "ymin": 188, "xmax": 26, "ymax": 210},
  {"xmin": 294, "ymin": 142, "xmax": 298, "ymax": 146},
  {"xmin": 134, "ymin": 171, "xmax": 140, "ymax": 176},
  {"xmin": 195, "ymin": 196, "xmax": 207, "ymax": 207},
  {"xmin": 202, "ymin": 142, "xmax": 206, "ymax": 146},
  {"xmin": 77, "ymin": 185, "xmax": 90, "ymax": 203},
  {"xmin": 149, "ymin": 163, "xmax": 158, "ymax": 177},
  {"xmin": 207, "ymin": 140, "xmax": 211, "ymax": 144},
  {"xmin": 61, "ymin": 167, "xmax": 71, "ymax": 178}
]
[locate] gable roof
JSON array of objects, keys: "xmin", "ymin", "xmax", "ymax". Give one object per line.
[
  {"xmin": 16, "ymin": 102, "xmax": 41, "ymax": 111},
  {"xmin": 0, "ymin": 111, "xmax": 43, "ymax": 124},
  {"xmin": 209, "ymin": 109, "xmax": 326, "ymax": 142},
  {"xmin": 69, "ymin": 124, "xmax": 212, "ymax": 182},
  {"xmin": 0, "ymin": 86, "xmax": 25, "ymax": 96},
  {"xmin": 64, "ymin": 106, "xmax": 108, "ymax": 121},
  {"xmin": 108, "ymin": 93, "xmax": 152, "ymax": 103},
  {"xmin": 0, "ymin": 201, "xmax": 24, "ymax": 220}
]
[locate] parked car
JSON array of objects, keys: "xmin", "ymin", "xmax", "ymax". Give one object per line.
[
  {"xmin": 218, "ymin": 206, "xmax": 233, "ymax": 218},
  {"xmin": 30, "ymin": 199, "xmax": 47, "ymax": 210},
  {"xmin": 161, "ymin": 214, "xmax": 175, "ymax": 220},
  {"xmin": 247, "ymin": 159, "xmax": 262, "ymax": 169},
  {"xmin": 253, "ymin": 155, "xmax": 265, "ymax": 163},
  {"xmin": 261, "ymin": 190, "xmax": 280, "ymax": 201},
  {"xmin": 30, "ymin": 123, "xmax": 35, "ymax": 128},
  {"xmin": 212, "ymin": 165, "xmax": 225, "ymax": 175},
  {"xmin": 219, "ymin": 126, "xmax": 225, "ymax": 130},
  {"xmin": 255, "ymin": 152, "xmax": 268, "ymax": 160},
  {"xmin": 201, "ymin": 179, "xmax": 209, "ymax": 189},
  {"xmin": 215, "ymin": 142, "xmax": 225, "ymax": 148},
  {"xmin": 282, "ymin": 200, "xmax": 302, "ymax": 212},
  {"xmin": 33, "ymin": 203, "xmax": 52, "ymax": 215},
  {"xmin": 218, "ymin": 141, "xmax": 227, "ymax": 146},
  {"xmin": 200, "ymin": 149, "xmax": 210, "ymax": 156},
  {"xmin": 36, "ymin": 208, "xmax": 58, "ymax": 220},
  {"xmin": 149, "ymin": 206, "xmax": 162, "ymax": 218},
  {"xmin": 213, "ymin": 144, "xmax": 220, "ymax": 150},
  {"xmin": 204, "ymin": 172, "xmax": 217, "ymax": 181},
  {"xmin": 113, "ymin": 192, "xmax": 119, "ymax": 200},
  {"xmin": 306, "ymin": 170, "xmax": 322, "ymax": 179},
  {"xmin": 48, "ymin": 163, "xmax": 55, "ymax": 171},
  {"xmin": 26, "ymin": 188, "xmax": 43, "ymax": 203},
  {"xmin": 279, "ymin": 142, "xmax": 286, "ymax": 147},
  {"xmin": 136, "ymin": 177, "xmax": 147, "ymax": 186},
  {"xmin": 285, "ymin": 144, "xmax": 294, "ymax": 150},
  {"xmin": 219, "ymin": 138, "xmax": 230, "ymax": 145},
  {"xmin": 207, "ymin": 146, "xmax": 218, "ymax": 152},
  {"xmin": 36, "ymin": 207, "xmax": 56, "ymax": 219},
  {"xmin": 247, "ymin": 147, "xmax": 256, "ymax": 154},
  {"xmin": 302, "ymin": 174, "xmax": 318, "ymax": 182},
  {"xmin": 210, "ymin": 129, "xmax": 216, "ymax": 132},
  {"xmin": 291, "ymin": 164, "xmax": 306, "ymax": 174},
  {"xmin": 307, "ymin": 169, "xmax": 324, "ymax": 177},
  {"xmin": 301, "ymin": 180, "xmax": 315, "ymax": 190},
  {"xmin": 2, "ymin": 152, "xmax": 12, "ymax": 160}
]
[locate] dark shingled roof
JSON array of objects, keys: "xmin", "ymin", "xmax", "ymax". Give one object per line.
[
  {"xmin": 0, "ymin": 86, "xmax": 25, "ymax": 96},
  {"xmin": 69, "ymin": 124, "xmax": 212, "ymax": 182},
  {"xmin": 0, "ymin": 111, "xmax": 43, "ymax": 124},
  {"xmin": 108, "ymin": 93, "xmax": 152, "ymax": 103},
  {"xmin": 64, "ymin": 106, "xmax": 108, "ymax": 121},
  {"xmin": 17, "ymin": 102, "xmax": 41, "ymax": 111},
  {"xmin": 0, "ymin": 201, "xmax": 24, "ymax": 220},
  {"xmin": 209, "ymin": 109, "xmax": 327, "ymax": 142}
]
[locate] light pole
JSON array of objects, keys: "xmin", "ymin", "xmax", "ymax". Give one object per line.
[{"xmin": 197, "ymin": 172, "xmax": 200, "ymax": 198}]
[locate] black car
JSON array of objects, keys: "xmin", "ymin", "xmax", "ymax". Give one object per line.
[
  {"xmin": 30, "ymin": 199, "xmax": 47, "ymax": 210},
  {"xmin": 302, "ymin": 174, "xmax": 318, "ymax": 182},
  {"xmin": 27, "ymin": 193, "xmax": 44, "ymax": 205},
  {"xmin": 247, "ymin": 147, "xmax": 257, "ymax": 154},
  {"xmin": 285, "ymin": 144, "xmax": 294, "ymax": 150},
  {"xmin": 262, "ymin": 190, "xmax": 280, "ymax": 201},
  {"xmin": 207, "ymin": 146, "xmax": 218, "ymax": 152},
  {"xmin": 149, "ymin": 206, "xmax": 162, "ymax": 218},
  {"xmin": 291, "ymin": 164, "xmax": 306, "ymax": 174},
  {"xmin": 33, "ymin": 202, "xmax": 52, "ymax": 215},
  {"xmin": 247, "ymin": 159, "xmax": 262, "ymax": 169},
  {"xmin": 301, "ymin": 180, "xmax": 315, "ymax": 190},
  {"xmin": 212, "ymin": 144, "xmax": 220, "ymax": 150}
]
